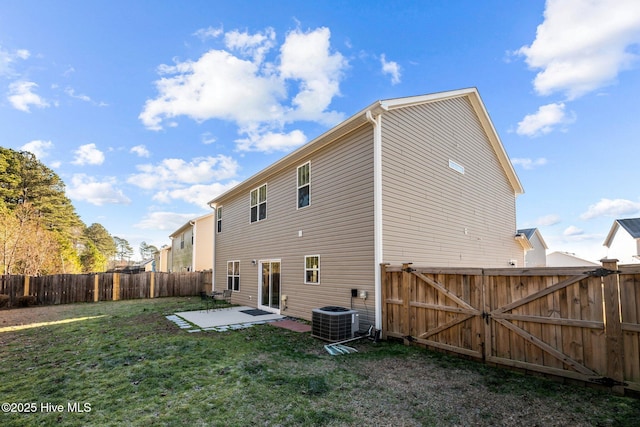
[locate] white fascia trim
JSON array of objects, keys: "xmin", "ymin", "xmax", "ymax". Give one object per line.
[{"xmin": 367, "ymin": 110, "xmax": 384, "ymax": 331}]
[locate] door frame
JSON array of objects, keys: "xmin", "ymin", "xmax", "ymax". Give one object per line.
[{"xmin": 257, "ymin": 259, "xmax": 281, "ymax": 314}]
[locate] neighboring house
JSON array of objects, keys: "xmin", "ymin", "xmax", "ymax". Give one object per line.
[
  {"xmin": 155, "ymin": 245, "xmax": 172, "ymax": 272},
  {"xmin": 516, "ymin": 228, "xmax": 548, "ymax": 267},
  {"xmin": 603, "ymin": 218, "xmax": 640, "ymax": 264},
  {"xmin": 169, "ymin": 212, "xmax": 215, "ymax": 272},
  {"xmin": 546, "ymin": 251, "xmax": 599, "ymax": 267},
  {"xmin": 208, "ymin": 88, "xmax": 524, "ymax": 331}
]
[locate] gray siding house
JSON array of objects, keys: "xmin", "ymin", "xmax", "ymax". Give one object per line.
[{"xmin": 208, "ymin": 88, "xmax": 524, "ymax": 331}]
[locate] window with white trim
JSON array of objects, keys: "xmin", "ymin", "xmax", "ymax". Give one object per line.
[
  {"xmin": 297, "ymin": 162, "xmax": 310, "ymax": 209},
  {"xmin": 250, "ymin": 184, "xmax": 267, "ymax": 223},
  {"xmin": 216, "ymin": 207, "xmax": 222, "ymax": 233},
  {"xmin": 304, "ymin": 255, "xmax": 320, "ymax": 284},
  {"xmin": 227, "ymin": 261, "xmax": 240, "ymax": 291}
]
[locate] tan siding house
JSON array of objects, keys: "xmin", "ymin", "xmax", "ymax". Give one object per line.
[
  {"xmin": 208, "ymin": 88, "xmax": 524, "ymax": 332},
  {"xmin": 169, "ymin": 212, "xmax": 215, "ymax": 272}
]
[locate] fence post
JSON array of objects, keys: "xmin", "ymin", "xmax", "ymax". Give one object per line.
[
  {"xmin": 150, "ymin": 272, "xmax": 155, "ymax": 299},
  {"xmin": 380, "ymin": 263, "xmax": 390, "ymax": 340},
  {"xmin": 113, "ymin": 273, "xmax": 120, "ymax": 301},
  {"xmin": 23, "ymin": 275, "xmax": 30, "ymax": 297},
  {"xmin": 601, "ymin": 258, "xmax": 624, "ymax": 395},
  {"xmin": 94, "ymin": 275, "xmax": 99, "ymax": 302},
  {"xmin": 402, "ymin": 263, "xmax": 413, "ymax": 345}
]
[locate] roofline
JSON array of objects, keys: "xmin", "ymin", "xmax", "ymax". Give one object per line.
[
  {"xmin": 168, "ymin": 211, "xmax": 215, "ymax": 239},
  {"xmin": 208, "ymin": 87, "xmax": 524, "ymax": 206}
]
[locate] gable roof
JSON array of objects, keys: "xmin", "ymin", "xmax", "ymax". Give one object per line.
[
  {"xmin": 603, "ymin": 218, "xmax": 640, "ymax": 247},
  {"xmin": 517, "ymin": 228, "xmax": 549, "ymax": 249},
  {"xmin": 208, "ymin": 88, "xmax": 523, "ymax": 206}
]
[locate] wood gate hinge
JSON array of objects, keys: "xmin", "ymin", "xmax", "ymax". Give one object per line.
[
  {"xmin": 403, "ymin": 267, "xmax": 415, "ymax": 273},
  {"xmin": 586, "ymin": 268, "xmax": 621, "ymax": 277}
]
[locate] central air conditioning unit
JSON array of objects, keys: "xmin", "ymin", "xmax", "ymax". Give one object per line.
[{"xmin": 311, "ymin": 306, "xmax": 359, "ymax": 342}]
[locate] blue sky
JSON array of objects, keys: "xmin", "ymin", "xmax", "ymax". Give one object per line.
[{"xmin": 1, "ymin": 0, "xmax": 639, "ymax": 262}]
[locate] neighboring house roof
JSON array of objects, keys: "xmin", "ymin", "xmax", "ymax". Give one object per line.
[
  {"xmin": 208, "ymin": 88, "xmax": 524, "ymax": 207},
  {"xmin": 603, "ymin": 218, "xmax": 640, "ymax": 247},
  {"xmin": 546, "ymin": 251, "xmax": 599, "ymax": 267},
  {"xmin": 516, "ymin": 228, "xmax": 549, "ymax": 249}
]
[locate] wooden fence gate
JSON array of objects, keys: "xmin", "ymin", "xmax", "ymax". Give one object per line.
[{"xmin": 382, "ymin": 261, "xmax": 640, "ymax": 395}]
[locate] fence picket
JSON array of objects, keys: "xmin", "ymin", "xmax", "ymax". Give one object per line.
[{"xmin": 0, "ymin": 271, "xmax": 211, "ymax": 308}]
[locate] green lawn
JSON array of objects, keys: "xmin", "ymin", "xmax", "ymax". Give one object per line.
[{"xmin": 0, "ymin": 297, "xmax": 638, "ymax": 426}]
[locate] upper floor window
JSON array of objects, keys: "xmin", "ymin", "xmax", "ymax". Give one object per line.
[
  {"xmin": 180, "ymin": 233, "xmax": 185, "ymax": 249},
  {"xmin": 250, "ymin": 184, "xmax": 267, "ymax": 223},
  {"xmin": 216, "ymin": 207, "xmax": 222, "ymax": 233},
  {"xmin": 297, "ymin": 162, "xmax": 310, "ymax": 209}
]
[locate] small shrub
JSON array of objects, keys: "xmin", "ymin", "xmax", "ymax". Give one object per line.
[
  {"xmin": 17, "ymin": 295, "xmax": 37, "ymax": 307},
  {"xmin": 0, "ymin": 294, "xmax": 9, "ymax": 308}
]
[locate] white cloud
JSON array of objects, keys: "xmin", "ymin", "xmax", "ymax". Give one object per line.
[
  {"xmin": 0, "ymin": 46, "xmax": 30, "ymax": 77},
  {"xmin": 235, "ymin": 129, "xmax": 307, "ymax": 153},
  {"xmin": 66, "ymin": 174, "xmax": 131, "ymax": 206},
  {"xmin": 72, "ymin": 143, "xmax": 105, "ymax": 165},
  {"xmin": 152, "ymin": 181, "xmax": 240, "ymax": 207},
  {"xmin": 380, "ymin": 54, "xmax": 401, "ymax": 85},
  {"xmin": 193, "ymin": 26, "xmax": 224, "ymax": 41},
  {"xmin": 130, "ymin": 145, "xmax": 150, "ymax": 158},
  {"xmin": 535, "ymin": 214, "xmax": 561, "ymax": 227},
  {"xmin": 580, "ymin": 198, "xmax": 640, "ymax": 220},
  {"xmin": 127, "ymin": 155, "xmax": 239, "ymax": 190},
  {"xmin": 134, "ymin": 211, "xmax": 198, "ymax": 231},
  {"xmin": 279, "ymin": 27, "xmax": 347, "ymax": 123},
  {"xmin": 64, "ymin": 87, "xmax": 107, "ymax": 106},
  {"xmin": 201, "ymin": 132, "xmax": 217, "ymax": 145},
  {"xmin": 139, "ymin": 49, "xmax": 285, "ymax": 131},
  {"xmin": 225, "ymin": 27, "xmax": 276, "ymax": 63},
  {"xmin": 8, "ymin": 81, "xmax": 50, "ymax": 112},
  {"xmin": 140, "ymin": 26, "xmax": 348, "ymax": 153},
  {"xmin": 511, "ymin": 157, "xmax": 548, "ymax": 170},
  {"xmin": 516, "ymin": 0, "xmax": 640, "ymax": 99},
  {"xmin": 20, "ymin": 140, "xmax": 53, "ymax": 159},
  {"xmin": 563, "ymin": 225, "xmax": 584, "ymax": 237},
  {"xmin": 516, "ymin": 102, "xmax": 574, "ymax": 137}
]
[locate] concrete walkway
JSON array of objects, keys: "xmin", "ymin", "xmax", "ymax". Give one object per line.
[{"xmin": 169, "ymin": 306, "xmax": 284, "ymax": 332}]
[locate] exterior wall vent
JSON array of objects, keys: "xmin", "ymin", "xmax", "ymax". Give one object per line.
[{"xmin": 311, "ymin": 306, "xmax": 359, "ymax": 342}]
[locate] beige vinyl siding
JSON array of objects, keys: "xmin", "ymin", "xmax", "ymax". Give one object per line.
[
  {"xmin": 214, "ymin": 124, "xmax": 376, "ymax": 326},
  {"xmin": 193, "ymin": 214, "xmax": 214, "ymax": 271},
  {"xmin": 381, "ymin": 96, "xmax": 523, "ymax": 267}
]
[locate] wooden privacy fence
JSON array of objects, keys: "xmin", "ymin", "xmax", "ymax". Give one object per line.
[
  {"xmin": 0, "ymin": 271, "xmax": 212, "ymax": 307},
  {"xmin": 381, "ymin": 260, "xmax": 640, "ymax": 395}
]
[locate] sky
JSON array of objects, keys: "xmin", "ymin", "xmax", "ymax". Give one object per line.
[{"xmin": 0, "ymin": 0, "xmax": 639, "ymax": 263}]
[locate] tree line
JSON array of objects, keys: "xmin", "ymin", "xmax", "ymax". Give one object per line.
[{"xmin": 0, "ymin": 147, "xmax": 155, "ymax": 275}]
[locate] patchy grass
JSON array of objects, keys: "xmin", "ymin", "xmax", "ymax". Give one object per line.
[{"xmin": 0, "ymin": 297, "xmax": 638, "ymax": 426}]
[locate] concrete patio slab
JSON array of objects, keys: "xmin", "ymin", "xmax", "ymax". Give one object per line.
[{"xmin": 175, "ymin": 306, "xmax": 284, "ymax": 329}]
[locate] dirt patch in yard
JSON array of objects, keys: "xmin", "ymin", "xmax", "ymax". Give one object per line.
[{"xmin": 0, "ymin": 304, "xmax": 83, "ymax": 327}]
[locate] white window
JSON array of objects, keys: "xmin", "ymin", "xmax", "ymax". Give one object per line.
[
  {"xmin": 297, "ymin": 162, "xmax": 310, "ymax": 209},
  {"xmin": 216, "ymin": 207, "xmax": 222, "ymax": 233},
  {"xmin": 227, "ymin": 261, "xmax": 240, "ymax": 291},
  {"xmin": 250, "ymin": 184, "xmax": 267, "ymax": 223},
  {"xmin": 304, "ymin": 255, "xmax": 320, "ymax": 284}
]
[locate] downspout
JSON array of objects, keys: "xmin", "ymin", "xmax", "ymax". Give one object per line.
[
  {"xmin": 208, "ymin": 202, "xmax": 217, "ymax": 292},
  {"xmin": 366, "ymin": 108, "xmax": 384, "ymax": 331}
]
